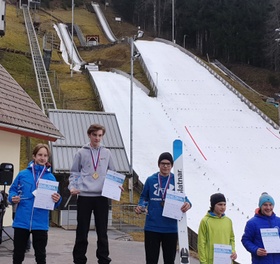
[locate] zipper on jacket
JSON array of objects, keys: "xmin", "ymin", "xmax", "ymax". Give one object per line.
[{"xmin": 29, "ymin": 203, "xmax": 35, "ymax": 231}]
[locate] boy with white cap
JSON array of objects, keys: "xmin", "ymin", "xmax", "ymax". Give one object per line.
[{"xmin": 242, "ymin": 192, "xmax": 280, "ymax": 264}]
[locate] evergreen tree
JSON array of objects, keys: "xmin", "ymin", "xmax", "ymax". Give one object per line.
[{"xmin": 111, "ymin": 0, "xmax": 274, "ymax": 67}]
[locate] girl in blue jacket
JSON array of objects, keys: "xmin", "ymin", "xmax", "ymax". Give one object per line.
[
  {"xmin": 241, "ymin": 192, "xmax": 280, "ymax": 264},
  {"xmin": 8, "ymin": 143, "xmax": 61, "ymax": 264}
]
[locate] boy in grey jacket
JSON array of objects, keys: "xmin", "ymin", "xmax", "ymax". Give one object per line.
[{"xmin": 69, "ymin": 124, "xmax": 115, "ymax": 264}]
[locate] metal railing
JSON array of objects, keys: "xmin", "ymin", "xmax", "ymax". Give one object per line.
[
  {"xmin": 110, "ymin": 204, "xmax": 198, "ymax": 252},
  {"xmin": 22, "ymin": 5, "xmax": 56, "ymax": 113},
  {"xmin": 110, "ymin": 204, "xmax": 145, "ymax": 232}
]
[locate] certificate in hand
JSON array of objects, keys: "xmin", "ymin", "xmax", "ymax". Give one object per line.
[
  {"xmin": 33, "ymin": 179, "xmax": 59, "ymax": 210},
  {"xmin": 101, "ymin": 170, "xmax": 125, "ymax": 201},
  {"xmin": 213, "ymin": 244, "xmax": 232, "ymax": 264},
  {"xmin": 260, "ymin": 228, "xmax": 280, "ymax": 253},
  {"xmin": 162, "ymin": 189, "xmax": 184, "ymax": 220}
]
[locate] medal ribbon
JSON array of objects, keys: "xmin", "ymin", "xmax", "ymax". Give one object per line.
[
  {"xmin": 90, "ymin": 147, "xmax": 101, "ymax": 171},
  {"xmin": 32, "ymin": 163, "xmax": 47, "ymax": 188},
  {"xmin": 158, "ymin": 173, "xmax": 171, "ymax": 202}
]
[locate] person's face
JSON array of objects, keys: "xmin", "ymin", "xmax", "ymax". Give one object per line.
[
  {"xmin": 89, "ymin": 129, "xmax": 104, "ymax": 147},
  {"xmin": 33, "ymin": 147, "xmax": 49, "ymax": 166},
  {"xmin": 213, "ymin": 202, "xmax": 226, "ymax": 217},
  {"xmin": 159, "ymin": 159, "xmax": 172, "ymax": 176},
  {"xmin": 261, "ymin": 202, "xmax": 274, "ymax": 216}
]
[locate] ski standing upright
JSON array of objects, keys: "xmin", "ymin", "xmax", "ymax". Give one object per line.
[{"xmin": 173, "ymin": 139, "xmax": 190, "ymax": 264}]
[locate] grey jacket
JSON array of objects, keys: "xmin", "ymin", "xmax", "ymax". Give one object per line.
[{"xmin": 68, "ymin": 143, "xmax": 115, "ymax": 196}]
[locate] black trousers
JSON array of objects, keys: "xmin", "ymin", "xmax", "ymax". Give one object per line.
[
  {"xmin": 73, "ymin": 196, "xmax": 111, "ymax": 264},
  {"xmin": 12, "ymin": 211, "xmax": 31, "ymax": 250},
  {"xmin": 13, "ymin": 228, "xmax": 48, "ymax": 264},
  {"xmin": 145, "ymin": 230, "xmax": 178, "ymax": 264}
]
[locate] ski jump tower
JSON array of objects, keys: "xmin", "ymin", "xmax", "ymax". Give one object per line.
[{"xmin": 19, "ymin": 0, "xmax": 40, "ymax": 9}]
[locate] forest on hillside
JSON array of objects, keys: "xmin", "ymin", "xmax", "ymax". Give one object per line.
[{"xmin": 109, "ymin": 0, "xmax": 280, "ymax": 71}]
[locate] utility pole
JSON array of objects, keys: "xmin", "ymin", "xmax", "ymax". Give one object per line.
[
  {"xmin": 71, "ymin": 0, "xmax": 74, "ymax": 77},
  {"xmin": 129, "ymin": 28, "xmax": 144, "ymax": 203},
  {"xmin": 172, "ymin": 0, "xmax": 175, "ymax": 43}
]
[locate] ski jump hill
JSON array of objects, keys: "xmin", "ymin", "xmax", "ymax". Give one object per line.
[
  {"xmin": 88, "ymin": 39, "xmax": 280, "ymax": 264},
  {"xmin": 54, "ymin": 23, "xmax": 86, "ymax": 71},
  {"xmin": 91, "ymin": 1, "xmax": 117, "ymax": 43},
  {"xmin": 54, "ymin": 4, "xmax": 280, "ymax": 263},
  {"xmin": 54, "ymin": 2, "xmax": 116, "ymax": 70}
]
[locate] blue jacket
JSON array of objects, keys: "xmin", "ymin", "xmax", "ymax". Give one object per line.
[
  {"xmin": 8, "ymin": 162, "xmax": 61, "ymax": 231},
  {"xmin": 241, "ymin": 208, "xmax": 280, "ymax": 264},
  {"xmin": 138, "ymin": 172, "xmax": 191, "ymax": 233}
]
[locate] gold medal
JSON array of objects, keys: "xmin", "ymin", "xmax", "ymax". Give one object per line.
[
  {"xmin": 90, "ymin": 148, "xmax": 100, "ymax": 179},
  {"xmin": 92, "ymin": 172, "xmax": 99, "ymax": 179}
]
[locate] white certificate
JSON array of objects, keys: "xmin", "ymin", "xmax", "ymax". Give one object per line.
[
  {"xmin": 213, "ymin": 244, "xmax": 232, "ymax": 264},
  {"xmin": 33, "ymin": 179, "xmax": 59, "ymax": 210},
  {"xmin": 101, "ymin": 170, "xmax": 125, "ymax": 201},
  {"xmin": 162, "ymin": 189, "xmax": 184, "ymax": 220},
  {"xmin": 261, "ymin": 228, "xmax": 280, "ymax": 253}
]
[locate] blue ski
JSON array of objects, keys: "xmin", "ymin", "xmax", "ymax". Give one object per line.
[{"xmin": 173, "ymin": 139, "xmax": 190, "ymax": 264}]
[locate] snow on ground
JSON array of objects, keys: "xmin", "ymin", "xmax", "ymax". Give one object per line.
[
  {"xmin": 89, "ymin": 40, "xmax": 280, "ymax": 263},
  {"xmin": 56, "ymin": 20, "xmax": 280, "ymax": 261}
]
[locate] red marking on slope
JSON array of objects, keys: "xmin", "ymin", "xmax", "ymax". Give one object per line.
[
  {"xmin": 185, "ymin": 126, "xmax": 207, "ymax": 161},
  {"xmin": 266, "ymin": 127, "xmax": 280, "ymax": 140}
]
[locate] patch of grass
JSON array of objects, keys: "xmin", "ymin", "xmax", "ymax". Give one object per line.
[
  {"xmin": 96, "ymin": 0, "xmax": 154, "ymax": 40},
  {"xmin": 0, "ymin": 4, "xmax": 29, "ymax": 52},
  {"xmin": 226, "ymin": 63, "xmax": 280, "ymax": 96},
  {"xmin": 49, "ymin": 65, "xmax": 97, "ymax": 110},
  {"xmin": 129, "ymin": 232, "xmax": 144, "ymax": 242},
  {"xmin": 41, "ymin": 6, "xmax": 110, "ymax": 45},
  {"xmin": 206, "ymin": 61, "xmax": 279, "ymax": 124},
  {"xmin": 0, "ymin": 52, "xmax": 41, "ymax": 104},
  {"xmin": 79, "ymin": 42, "xmax": 152, "ymax": 91},
  {"xmin": 79, "ymin": 43, "xmax": 130, "ymax": 69}
]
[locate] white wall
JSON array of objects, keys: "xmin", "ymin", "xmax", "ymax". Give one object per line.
[{"xmin": 0, "ymin": 130, "xmax": 21, "ymax": 225}]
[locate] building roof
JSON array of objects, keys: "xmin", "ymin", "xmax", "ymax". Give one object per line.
[
  {"xmin": 48, "ymin": 109, "xmax": 130, "ymax": 174},
  {"xmin": 0, "ymin": 64, "xmax": 63, "ymax": 141}
]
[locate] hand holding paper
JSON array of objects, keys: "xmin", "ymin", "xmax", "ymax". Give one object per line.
[
  {"xmin": 214, "ymin": 244, "xmax": 232, "ymax": 264},
  {"xmin": 162, "ymin": 189, "xmax": 184, "ymax": 220},
  {"xmin": 101, "ymin": 170, "xmax": 125, "ymax": 201},
  {"xmin": 33, "ymin": 179, "xmax": 59, "ymax": 210},
  {"xmin": 260, "ymin": 228, "xmax": 280, "ymax": 253}
]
